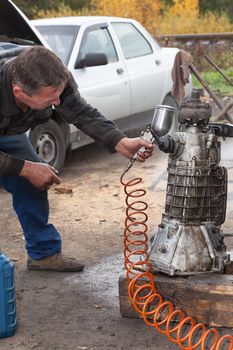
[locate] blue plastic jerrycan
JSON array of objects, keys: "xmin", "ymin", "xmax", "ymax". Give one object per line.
[{"xmin": 0, "ymin": 252, "xmax": 16, "ymax": 338}]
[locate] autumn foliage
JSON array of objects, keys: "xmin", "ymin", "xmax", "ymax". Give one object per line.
[
  {"xmin": 158, "ymin": 0, "xmax": 233, "ymax": 34},
  {"xmin": 91, "ymin": 0, "xmax": 161, "ymax": 34},
  {"xmin": 35, "ymin": 0, "xmax": 233, "ymax": 34}
]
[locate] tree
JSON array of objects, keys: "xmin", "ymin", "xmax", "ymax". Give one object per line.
[
  {"xmin": 91, "ymin": 0, "xmax": 161, "ymax": 33},
  {"xmin": 14, "ymin": 0, "xmax": 59, "ymax": 18},
  {"xmin": 63, "ymin": 0, "xmax": 90, "ymax": 10},
  {"xmin": 14, "ymin": 0, "xmax": 87, "ymax": 18},
  {"xmin": 158, "ymin": 0, "xmax": 233, "ymax": 34},
  {"xmin": 165, "ymin": 0, "xmax": 199, "ymax": 16},
  {"xmin": 199, "ymin": 0, "xmax": 233, "ymax": 21}
]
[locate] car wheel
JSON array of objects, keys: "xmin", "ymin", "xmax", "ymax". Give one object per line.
[
  {"xmin": 29, "ymin": 119, "xmax": 66, "ymax": 171},
  {"xmin": 162, "ymin": 95, "xmax": 179, "ymax": 135}
]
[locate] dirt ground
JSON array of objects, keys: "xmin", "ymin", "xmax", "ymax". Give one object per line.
[{"xmin": 0, "ymin": 133, "xmax": 233, "ymax": 350}]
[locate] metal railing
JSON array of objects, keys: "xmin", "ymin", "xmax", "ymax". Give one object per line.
[
  {"xmin": 155, "ymin": 32, "xmax": 233, "ymax": 71},
  {"xmin": 156, "ymin": 32, "xmax": 233, "ymax": 42}
]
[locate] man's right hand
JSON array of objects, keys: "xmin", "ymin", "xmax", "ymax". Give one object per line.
[{"xmin": 19, "ymin": 160, "xmax": 61, "ymax": 190}]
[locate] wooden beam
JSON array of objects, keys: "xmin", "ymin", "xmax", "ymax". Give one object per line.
[{"xmin": 119, "ymin": 270, "xmax": 233, "ymax": 328}]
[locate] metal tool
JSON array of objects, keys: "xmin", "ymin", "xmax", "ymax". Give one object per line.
[{"xmin": 122, "ymin": 105, "xmax": 175, "ymax": 176}]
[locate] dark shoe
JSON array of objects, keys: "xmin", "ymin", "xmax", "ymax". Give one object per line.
[{"xmin": 27, "ymin": 253, "xmax": 84, "ymax": 272}]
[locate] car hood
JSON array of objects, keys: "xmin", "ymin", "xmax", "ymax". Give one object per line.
[{"xmin": 0, "ymin": 0, "xmax": 44, "ymax": 45}]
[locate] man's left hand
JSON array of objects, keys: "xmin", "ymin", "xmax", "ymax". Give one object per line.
[{"xmin": 115, "ymin": 137, "xmax": 153, "ymax": 162}]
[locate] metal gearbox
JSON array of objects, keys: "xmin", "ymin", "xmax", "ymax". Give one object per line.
[{"xmin": 149, "ymin": 91, "xmax": 231, "ymax": 275}]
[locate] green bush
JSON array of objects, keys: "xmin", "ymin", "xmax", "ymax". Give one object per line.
[{"xmin": 193, "ymin": 69, "xmax": 233, "ymax": 96}]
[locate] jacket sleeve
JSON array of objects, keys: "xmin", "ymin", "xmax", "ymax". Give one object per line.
[
  {"xmin": 0, "ymin": 151, "xmax": 24, "ymax": 176},
  {"xmin": 56, "ymin": 76, "xmax": 126, "ymax": 152}
]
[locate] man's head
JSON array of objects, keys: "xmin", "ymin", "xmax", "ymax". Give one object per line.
[{"xmin": 11, "ymin": 46, "xmax": 71, "ymax": 110}]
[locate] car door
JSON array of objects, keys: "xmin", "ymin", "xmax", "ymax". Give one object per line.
[
  {"xmin": 68, "ymin": 23, "xmax": 131, "ymax": 122},
  {"xmin": 111, "ymin": 21, "xmax": 167, "ymax": 115}
]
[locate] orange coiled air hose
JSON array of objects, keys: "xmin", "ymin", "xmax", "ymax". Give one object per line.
[{"xmin": 120, "ymin": 174, "xmax": 233, "ymax": 350}]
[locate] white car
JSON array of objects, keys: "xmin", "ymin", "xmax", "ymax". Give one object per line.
[{"xmin": 1, "ymin": 0, "xmax": 192, "ymax": 169}]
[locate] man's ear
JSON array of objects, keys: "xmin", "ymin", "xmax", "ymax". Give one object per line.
[{"xmin": 12, "ymin": 84, "xmax": 25, "ymax": 99}]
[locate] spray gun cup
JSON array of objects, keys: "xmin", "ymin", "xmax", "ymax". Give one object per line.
[{"xmin": 151, "ymin": 105, "xmax": 175, "ymax": 137}]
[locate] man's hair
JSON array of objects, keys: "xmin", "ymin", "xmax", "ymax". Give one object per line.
[{"xmin": 11, "ymin": 46, "xmax": 71, "ymax": 95}]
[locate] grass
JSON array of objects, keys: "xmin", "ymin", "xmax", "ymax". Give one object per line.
[{"xmin": 192, "ymin": 69, "xmax": 233, "ymax": 96}]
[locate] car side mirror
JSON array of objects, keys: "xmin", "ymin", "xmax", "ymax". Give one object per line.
[{"xmin": 75, "ymin": 53, "xmax": 108, "ymax": 69}]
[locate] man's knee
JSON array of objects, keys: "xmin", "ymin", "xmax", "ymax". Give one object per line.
[{"xmin": 0, "ymin": 134, "xmax": 41, "ymax": 162}]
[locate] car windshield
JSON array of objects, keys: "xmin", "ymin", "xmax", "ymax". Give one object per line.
[{"xmin": 35, "ymin": 25, "xmax": 80, "ymax": 64}]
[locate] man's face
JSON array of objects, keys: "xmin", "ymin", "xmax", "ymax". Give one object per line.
[{"xmin": 13, "ymin": 84, "xmax": 65, "ymax": 110}]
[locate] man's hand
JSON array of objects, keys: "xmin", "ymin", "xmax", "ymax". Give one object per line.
[
  {"xmin": 115, "ymin": 137, "xmax": 153, "ymax": 162},
  {"xmin": 19, "ymin": 161, "xmax": 61, "ymax": 190}
]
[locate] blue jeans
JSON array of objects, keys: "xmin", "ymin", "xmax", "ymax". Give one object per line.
[{"xmin": 0, "ymin": 134, "xmax": 61, "ymax": 260}]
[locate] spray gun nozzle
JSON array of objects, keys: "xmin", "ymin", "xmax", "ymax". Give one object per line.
[{"xmin": 121, "ymin": 105, "xmax": 175, "ymax": 176}]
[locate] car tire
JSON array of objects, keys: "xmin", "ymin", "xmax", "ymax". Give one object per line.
[
  {"xmin": 29, "ymin": 119, "xmax": 66, "ymax": 171},
  {"xmin": 162, "ymin": 95, "xmax": 179, "ymax": 135}
]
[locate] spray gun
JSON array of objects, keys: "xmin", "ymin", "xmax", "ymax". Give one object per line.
[{"xmin": 122, "ymin": 105, "xmax": 176, "ymax": 176}]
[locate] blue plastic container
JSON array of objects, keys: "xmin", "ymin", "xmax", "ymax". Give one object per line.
[{"xmin": 0, "ymin": 252, "xmax": 16, "ymax": 338}]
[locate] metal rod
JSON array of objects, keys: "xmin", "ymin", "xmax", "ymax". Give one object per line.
[
  {"xmin": 204, "ymin": 55, "xmax": 233, "ymax": 87},
  {"xmin": 212, "ymin": 102, "xmax": 233, "ymax": 121},
  {"xmin": 189, "ymin": 63, "xmax": 233, "ymax": 123}
]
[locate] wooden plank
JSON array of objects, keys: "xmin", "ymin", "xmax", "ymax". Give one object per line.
[{"xmin": 118, "ymin": 272, "xmax": 233, "ymax": 328}]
